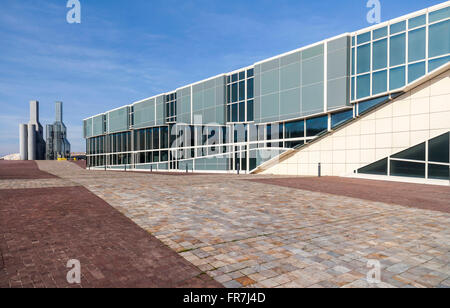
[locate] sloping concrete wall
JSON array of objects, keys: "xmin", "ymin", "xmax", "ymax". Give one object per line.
[{"xmin": 262, "ymin": 69, "xmax": 450, "ymax": 176}]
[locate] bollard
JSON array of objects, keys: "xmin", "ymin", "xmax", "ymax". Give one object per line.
[
  {"xmin": 125, "ymin": 165, "xmax": 127, "ymax": 172},
  {"xmin": 186, "ymin": 165, "xmax": 188, "ymax": 173},
  {"xmin": 318, "ymin": 163, "xmax": 321, "ymax": 177},
  {"xmin": 150, "ymin": 165, "xmax": 153, "ymax": 173},
  {"xmin": 237, "ymin": 162, "xmax": 240, "ymax": 175}
]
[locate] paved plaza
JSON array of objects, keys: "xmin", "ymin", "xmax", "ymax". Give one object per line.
[{"xmin": 24, "ymin": 161, "xmax": 450, "ymax": 288}]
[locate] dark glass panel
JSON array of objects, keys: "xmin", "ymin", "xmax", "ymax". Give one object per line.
[
  {"xmin": 153, "ymin": 127, "xmax": 160, "ymax": 149},
  {"xmin": 285, "ymin": 120, "xmax": 304, "ymax": 139},
  {"xmin": 239, "ymin": 81, "xmax": 245, "ymax": 101},
  {"xmin": 306, "ymin": 116, "xmax": 328, "ymax": 137},
  {"xmin": 390, "ymin": 160, "xmax": 425, "ymax": 178},
  {"xmin": 153, "ymin": 151, "xmax": 160, "ymax": 163},
  {"xmin": 391, "ymin": 142, "xmax": 426, "ymax": 161},
  {"xmin": 429, "ymin": 133, "xmax": 449, "ymax": 163},
  {"xmin": 331, "ymin": 110, "xmax": 354, "ymax": 128},
  {"xmin": 232, "ymin": 74, "xmax": 238, "ymax": 82},
  {"xmin": 160, "ymin": 126, "xmax": 169, "ymax": 149},
  {"xmin": 160, "ymin": 150, "xmax": 169, "ymax": 162},
  {"xmin": 232, "ymin": 83, "xmax": 238, "ymax": 103},
  {"xmin": 232, "ymin": 104, "xmax": 238, "ymax": 122},
  {"xmin": 428, "ymin": 164, "xmax": 449, "ymax": 180},
  {"xmin": 239, "ymin": 71, "xmax": 246, "ymax": 80},
  {"xmin": 247, "ymin": 78, "xmax": 254, "ymax": 99},
  {"xmin": 239, "ymin": 102, "xmax": 245, "ymax": 122},
  {"xmin": 358, "ymin": 158, "xmax": 388, "ymax": 175},
  {"xmin": 358, "ymin": 95, "xmax": 389, "ymax": 115},
  {"xmin": 247, "ymin": 100, "xmax": 254, "ymax": 122},
  {"xmin": 285, "ymin": 140, "xmax": 304, "ymax": 148},
  {"xmin": 247, "ymin": 69, "xmax": 254, "ymax": 78}
]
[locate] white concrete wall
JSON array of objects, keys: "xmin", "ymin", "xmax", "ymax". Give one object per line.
[{"xmin": 262, "ymin": 69, "xmax": 450, "ymax": 176}]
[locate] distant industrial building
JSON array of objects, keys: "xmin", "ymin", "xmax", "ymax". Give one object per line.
[
  {"xmin": 46, "ymin": 102, "xmax": 71, "ymax": 160},
  {"xmin": 19, "ymin": 101, "xmax": 46, "ymax": 160},
  {"xmin": 19, "ymin": 100, "xmax": 71, "ymax": 161}
]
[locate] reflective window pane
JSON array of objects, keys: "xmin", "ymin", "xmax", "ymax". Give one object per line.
[
  {"xmin": 428, "ymin": 55, "xmax": 450, "ymax": 72},
  {"xmin": 373, "ymin": 26, "xmax": 388, "ymax": 40},
  {"xmin": 331, "ymin": 110, "xmax": 353, "ymax": 128},
  {"xmin": 239, "ymin": 102, "xmax": 245, "ymax": 122},
  {"xmin": 429, "ymin": 6, "xmax": 450, "ymax": 23},
  {"xmin": 247, "ymin": 78, "xmax": 254, "ymax": 99},
  {"xmin": 357, "ymin": 32, "xmax": 371, "ymax": 45},
  {"xmin": 408, "ymin": 61, "xmax": 426, "ymax": 83},
  {"xmin": 392, "ymin": 142, "xmax": 426, "ymax": 161},
  {"xmin": 408, "ymin": 14, "xmax": 426, "ymax": 29},
  {"xmin": 390, "ymin": 21, "xmax": 406, "ymax": 34},
  {"xmin": 428, "ymin": 164, "xmax": 449, "ymax": 180},
  {"xmin": 429, "ymin": 133, "xmax": 449, "ymax": 163},
  {"xmin": 390, "ymin": 160, "xmax": 425, "ymax": 178},
  {"xmin": 373, "ymin": 39, "xmax": 388, "ymax": 70},
  {"xmin": 239, "ymin": 81, "xmax": 245, "ymax": 101},
  {"xmin": 390, "ymin": 66, "xmax": 406, "ymax": 90},
  {"xmin": 357, "ymin": 43, "xmax": 371, "ymax": 74},
  {"xmin": 285, "ymin": 120, "xmax": 304, "ymax": 139},
  {"xmin": 306, "ymin": 116, "xmax": 328, "ymax": 137},
  {"xmin": 408, "ymin": 27, "xmax": 426, "ymax": 62},
  {"xmin": 429, "ymin": 20, "xmax": 450, "ymax": 58},
  {"xmin": 372, "ymin": 70, "xmax": 387, "ymax": 95},
  {"xmin": 357, "ymin": 74, "xmax": 371, "ymax": 99},
  {"xmin": 358, "ymin": 158, "xmax": 388, "ymax": 175},
  {"xmin": 390, "ymin": 34, "xmax": 406, "ymax": 66},
  {"xmin": 247, "ymin": 100, "xmax": 254, "ymax": 122}
]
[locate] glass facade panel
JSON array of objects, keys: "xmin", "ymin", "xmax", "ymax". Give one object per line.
[
  {"xmin": 429, "ymin": 20, "xmax": 450, "ymax": 58},
  {"xmin": 429, "ymin": 6, "xmax": 450, "ymax": 23},
  {"xmin": 358, "ymin": 158, "xmax": 388, "ymax": 175},
  {"xmin": 331, "ymin": 110, "xmax": 353, "ymax": 128},
  {"xmin": 306, "ymin": 116, "xmax": 328, "ymax": 137},
  {"xmin": 357, "ymin": 44, "xmax": 371, "ymax": 74},
  {"xmin": 408, "ymin": 27, "xmax": 426, "ymax": 62},
  {"xmin": 373, "ymin": 26, "xmax": 388, "ymax": 40},
  {"xmin": 390, "ymin": 21, "xmax": 406, "ymax": 34},
  {"xmin": 392, "ymin": 142, "xmax": 426, "ymax": 161},
  {"xmin": 372, "ymin": 70, "xmax": 387, "ymax": 94},
  {"xmin": 408, "ymin": 61, "xmax": 426, "ymax": 83},
  {"xmin": 358, "ymin": 95, "xmax": 389, "ymax": 115},
  {"xmin": 357, "ymin": 32, "xmax": 371, "ymax": 45},
  {"xmin": 285, "ymin": 120, "xmax": 304, "ymax": 139},
  {"xmin": 390, "ymin": 160, "xmax": 425, "ymax": 178},
  {"xmin": 247, "ymin": 100, "xmax": 254, "ymax": 122},
  {"xmin": 373, "ymin": 39, "xmax": 388, "ymax": 70},
  {"xmin": 390, "ymin": 34, "xmax": 406, "ymax": 66},
  {"xmin": 428, "ymin": 55, "xmax": 450, "ymax": 72},
  {"xmin": 389, "ymin": 66, "xmax": 406, "ymax": 90},
  {"xmin": 428, "ymin": 164, "xmax": 449, "ymax": 180},
  {"xmin": 409, "ymin": 14, "xmax": 426, "ymax": 29},
  {"xmin": 357, "ymin": 74, "xmax": 370, "ymax": 99},
  {"xmin": 247, "ymin": 78, "xmax": 254, "ymax": 99},
  {"xmin": 429, "ymin": 133, "xmax": 449, "ymax": 163}
]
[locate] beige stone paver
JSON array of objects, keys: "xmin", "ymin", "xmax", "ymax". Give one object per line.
[{"xmin": 36, "ymin": 161, "xmax": 450, "ymax": 288}]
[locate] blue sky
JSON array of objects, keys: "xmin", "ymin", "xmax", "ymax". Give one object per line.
[{"xmin": 0, "ymin": 0, "xmax": 444, "ymax": 155}]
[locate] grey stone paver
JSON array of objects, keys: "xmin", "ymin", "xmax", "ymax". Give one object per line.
[{"xmin": 35, "ymin": 161, "xmax": 450, "ymax": 288}]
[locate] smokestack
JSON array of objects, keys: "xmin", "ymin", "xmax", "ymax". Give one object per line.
[
  {"xmin": 28, "ymin": 124, "xmax": 36, "ymax": 160},
  {"xmin": 19, "ymin": 124, "xmax": 28, "ymax": 160},
  {"xmin": 29, "ymin": 100, "xmax": 39, "ymax": 124},
  {"xmin": 55, "ymin": 101, "xmax": 63, "ymax": 122}
]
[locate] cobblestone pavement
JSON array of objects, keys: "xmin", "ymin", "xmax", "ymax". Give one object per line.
[
  {"xmin": 36, "ymin": 161, "xmax": 450, "ymax": 288},
  {"xmin": 0, "ymin": 161, "xmax": 221, "ymax": 288}
]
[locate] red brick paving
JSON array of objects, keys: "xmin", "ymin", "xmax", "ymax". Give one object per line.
[
  {"xmin": 0, "ymin": 161, "xmax": 221, "ymax": 288},
  {"xmin": 0, "ymin": 161, "xmax": 57, "ymax": 180},
  {"xmin": 70, "ymin": 160, "xmax": 86, "ymax": 169},
  {"xmin": 249, "ymin": 177, "xmax": 450, "ymax": 214}
]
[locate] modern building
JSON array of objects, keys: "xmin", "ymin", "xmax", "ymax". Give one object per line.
[
  {"xmin": 83, "ymin": 2, "xmax": 450, "ymax": 185},
  {"xmin": 46, "ymin": 102, "xmax": 71, "ymax": 160},
  {"xmin": 19, "ymin": 101, "xmax": 46, "ymax": 161}
]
